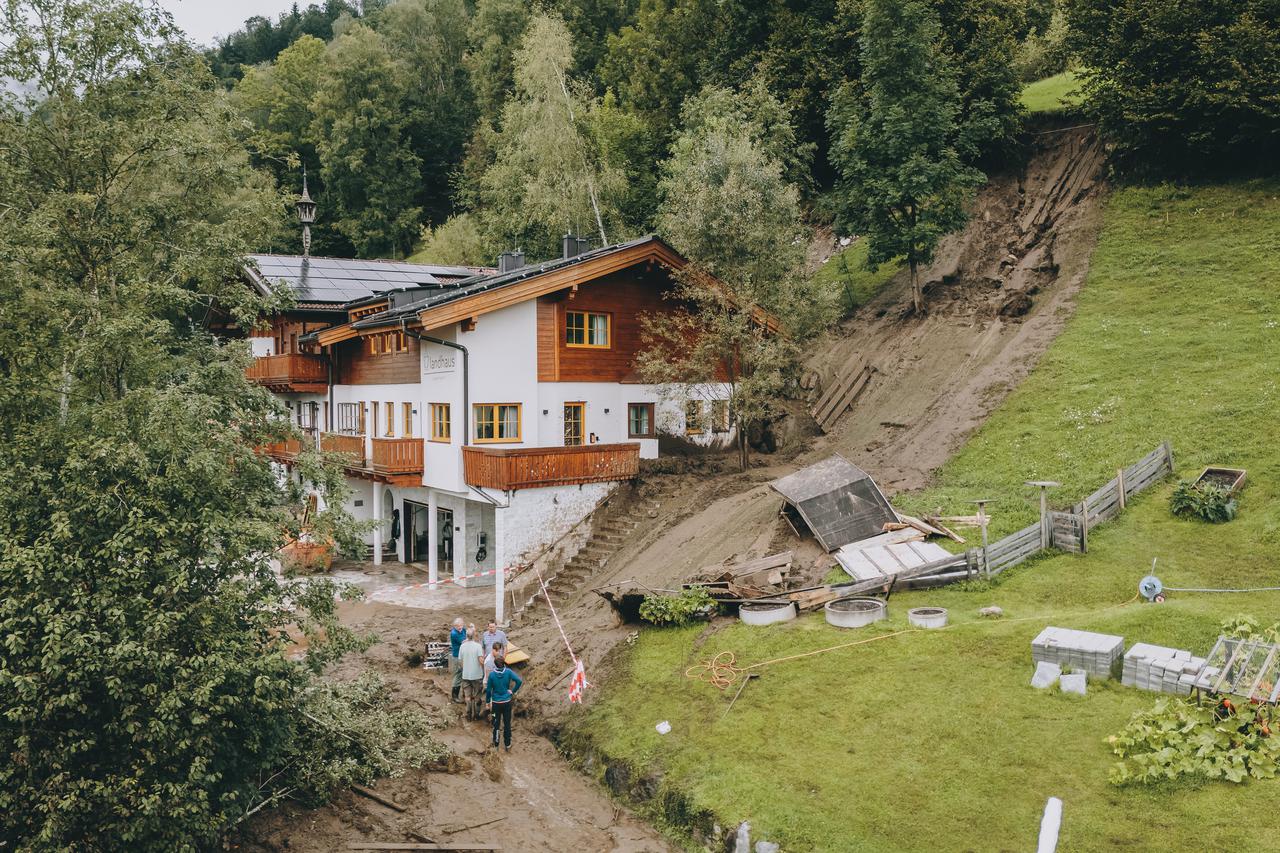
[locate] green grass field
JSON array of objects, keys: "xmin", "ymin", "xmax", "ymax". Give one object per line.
[
  {"xmin": 1021, "ymin": 70, "xmax": 1084, "ymax": 113},
  {"xmin": 570, "ymin": 182, "xmax": 1280, "ymax": 850}
]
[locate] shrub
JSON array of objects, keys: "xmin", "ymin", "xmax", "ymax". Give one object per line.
[
  {"xmin": 1170, "ymin": 480, "xmax": 1237, "ymax": 523},
  {"xmin": 638, "ymin": 588, "xmax": 715, "ymax": 626}
]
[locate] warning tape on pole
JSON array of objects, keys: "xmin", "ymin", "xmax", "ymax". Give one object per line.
[{"xmin": 367, "ymin": 564, "xmax": 523, "ymax": 597}]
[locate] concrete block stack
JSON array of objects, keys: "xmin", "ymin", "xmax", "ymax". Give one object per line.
[
  {"xmin": 1031, "ymin": 627, "xmax": 1125, "ymax": 679},
  {"xmin": 1122, "ymin": 643, "xmax": 1206, "ymax": 695}
]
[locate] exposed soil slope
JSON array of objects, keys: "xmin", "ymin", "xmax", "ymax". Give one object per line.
[{"xmin": 805, "ymin": 123, "xmax": 1105, "ymax": 492}]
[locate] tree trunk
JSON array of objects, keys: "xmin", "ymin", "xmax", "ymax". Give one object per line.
[
  {"xmin": 737, "ymin": 423, "xmax": 749, "ymax": 472},
  {"xmin": 909, "ymin": 258, "xmax": 922, "ymax": 315}
]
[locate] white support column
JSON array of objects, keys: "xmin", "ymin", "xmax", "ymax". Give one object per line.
[
  {"xmin": 371, "ymin": 480, "xmax": 383, "ymax": 566},
  {"xmin": 427, "ymin": 490, "xmax": 439, "ymax": 585},
  {"xmin": 494, "ymin": 506, "xmax": 505, "ymax": 626},
  {"xmin": 456, "ymin": 500, "xmax": 468, "ymax": 581}
]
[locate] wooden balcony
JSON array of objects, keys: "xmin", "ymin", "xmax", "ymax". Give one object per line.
[
  {"xmin": 321, "ymin": 433, "xmax": 424, "ymax": 484},
  {"xmin": 320, "ymin": 432, "xmax": 366, "ymax": 466},
  {"xmin": 246, "ymin": 352, "xmax": 329, "ymax": 393},
  {"xmin": 463, "ymin": 442, "xmax": 640, "ymax": 491},
  {"xmin": 261, "ymin": 436, "xmax": 303, "ymax": 461},
  {"xmin": 371, "ymin": 437, "xmax": 424, "ymax": 476}
]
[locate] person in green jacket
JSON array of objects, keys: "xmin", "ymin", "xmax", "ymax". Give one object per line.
[{"xmin": 485, "ymin": 654, "xmax": 523, "ymax": 751}]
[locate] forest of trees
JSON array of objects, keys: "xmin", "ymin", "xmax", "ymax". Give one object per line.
[{"xmin": 213, "ymin": 0, "xmax": 1280, "ymax": 265}]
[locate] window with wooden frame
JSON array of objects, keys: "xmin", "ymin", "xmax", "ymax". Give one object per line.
[
  {"xmin": 711, "ymin": 399, "xmax": 730, "ymax": 433},
  {"xmin": 430, "ymin": 403, "xmax": 451, "ymax": 442},
  {"xmin": 337, "ymin": 402, "xmax": 363, "ymax": 435},
  {"xmin": 367, "ymin": 331, "xmax": 407, "ymax": 356},
  {"xmin": 563, "ymin": 402, "xmax": 585, "ymax": 446},
  {"xmin": 403, "ymin": 403, "xmax": 414, "ymax": 437},
  {"xmin": 384, "ymin": 401, "xmax": 394, "ymax": 436},
  {"xmin": 473, "ymin": 403, "xmax": 522, "ymax": 443},
  {"xmin": 627, "ymin": 403, "xmax": 655, "ymax": 438},
  {"xmin": 685, "ymin": 400, "xmax": 704, "ymax": 435},
  {"xmin": 565, "ymin": 310, "xmax": 610, "ymax": 348}
]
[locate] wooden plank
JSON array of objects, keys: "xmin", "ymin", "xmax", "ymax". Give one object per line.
[
  {"xmin": 352, "ymin": 784, "xmax": 407, "ymax": 813},
  {"xmin": 812, "ymin": 358, "xmax": 866, "ymax": 424},
  {"xmin": 822, "ymin": 365, "xmax": 874, "ymax": 429},
  {"xmin": 346, "ymin": 845, "xmax": 501, "ymax": 852}
]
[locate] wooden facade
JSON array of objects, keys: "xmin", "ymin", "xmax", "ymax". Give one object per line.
[
  {"xmin": 462, "ymin": 443, "xmax": 640, "ymax": 491},
  {"xmin": 536, "ymin": 265, "xmax": 677, "ymax": 383},
  {"xmin": 332, "ymin": 335, "xmax": 420, "ymax": 385}
]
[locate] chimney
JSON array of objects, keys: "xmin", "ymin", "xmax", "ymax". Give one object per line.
[
  {"xmin": 498, "ymin": 250, "xmax": 525, "ymax": 273},
  {"xmin": 562, "ymin": 234, "xmax": 591, "ymax": 260}
]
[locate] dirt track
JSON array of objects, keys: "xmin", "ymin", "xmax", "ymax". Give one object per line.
[{"xmin": 244, "ymin": 123, "xmax": 1106, "ymax": 850}]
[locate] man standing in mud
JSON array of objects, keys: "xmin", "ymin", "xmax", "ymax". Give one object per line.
[
  {"xmin": 458, "ymin": 626, "xmax": 485, "ymax": 719},
  {"xmin": 482, "ymin": 620, "xmax": 507, "ymax": 659},
  {"xmin": 486, "ymin": 654, "xmax": 523, "ymax": 751},
  {"xmin": 448, "ymin": 617, "xmax": 466, "ymax": 703}
]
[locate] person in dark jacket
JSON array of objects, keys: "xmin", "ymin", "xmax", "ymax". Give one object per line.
[{"xmin": 485, "ymin": 654, "xmax": 523, "ymax": 751}]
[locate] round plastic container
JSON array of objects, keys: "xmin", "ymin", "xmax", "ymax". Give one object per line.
[
  {"xmin": 739, "ymin": 601, "xmax": 797, "ymax": 626},
  {"xmin": 907, "ymin": 607, "xmax": 949, "ymax": 629},
  {"xmin": 824, "ymin": 597, "xmax": 887, "ymax": 628}
]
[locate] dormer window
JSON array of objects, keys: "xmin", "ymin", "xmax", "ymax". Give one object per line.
[{"xmin": 566, "ymin": 310, "xmax": 610, "ymax": 348}]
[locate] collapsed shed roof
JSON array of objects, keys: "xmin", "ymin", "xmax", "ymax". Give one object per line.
[{"xmin": 770, "ymin": 455, "xmax": 897, "ymax": 551}]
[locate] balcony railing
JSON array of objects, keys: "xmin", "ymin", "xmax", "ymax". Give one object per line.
[
  {"xmin": 371, "ymin": 437, "xmax": 424, "ymax": 475},
  {"xmin": 261, "ymin": 436, "xmax": 303, "ymax": 461},
  {"xmin": 319, "ymin": 433, "xmax": 424, "ymax": 480},
  {"xmin": 463, "ymin": 442, "xmax": 640, "ymax": 491},
  {"xmin": 320, "ymin": 432, "xmax": 366, "ymax": 466},
  {"xmin": 246, "ymin": 353, "xmax": 329, "ymax": 392}
]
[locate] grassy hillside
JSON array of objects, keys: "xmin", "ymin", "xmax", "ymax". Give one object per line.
[
  {"xmin": 569, "ymin": 182, "xmax": 1280, "ymax": 851},
  {"xmin": 1021, "ymin": 70, "xmax": 1084, "ymax": 113},
  {"xmin": 812, "ymin": 240, "xmax": 903, "ymax": 315}
]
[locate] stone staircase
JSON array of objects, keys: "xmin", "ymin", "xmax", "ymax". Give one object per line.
[{"xmin": 509, "ymin": 492, "xmax": 662, "ymax": 627}]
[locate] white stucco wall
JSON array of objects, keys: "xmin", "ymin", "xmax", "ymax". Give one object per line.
[{"xmin": 496, "ymin": 481, "xmax": 615, "ymax": 568}]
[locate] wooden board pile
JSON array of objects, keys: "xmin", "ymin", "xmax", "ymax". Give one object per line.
[
  {"xmin": 685, "ymin": 552, "xmax": 795, "ymax": 602},
  {"xmin": 685, "ymin": 547, "xmax": 970, "ymax": 616}
]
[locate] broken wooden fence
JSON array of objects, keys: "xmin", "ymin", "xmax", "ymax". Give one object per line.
[{"xmin": 982, "ymin": 441, "xmax": 1175, "ymax": 573}]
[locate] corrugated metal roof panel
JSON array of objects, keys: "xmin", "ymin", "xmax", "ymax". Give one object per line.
[{"xmin": 770, "ymin": 455, "xmax": 897, "ymax": 551}]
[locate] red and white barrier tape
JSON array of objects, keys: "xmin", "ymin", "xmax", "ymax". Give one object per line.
[{"xmin": 368, "ymin": 565, "xmax": 521, "ymax": 597}]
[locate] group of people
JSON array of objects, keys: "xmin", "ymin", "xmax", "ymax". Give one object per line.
[{"xmin": 448, "ymin": 618, "xmax": 523, "ymax": 751}]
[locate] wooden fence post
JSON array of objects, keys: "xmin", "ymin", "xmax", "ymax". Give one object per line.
[
  {"xmin": 1116, "ymin": 467, "xmax": 1126, "ymax": 510},
  {"xmin": 1079, "ymin": 507, "xmax": 1089, "ymax": 554},
  {"xmin": 1026, "ymin": 481, "xmax": 1061, "ymax": 551},
  {"xmin": 1163, "ymin": 440, "xmax": 1175, "ymax": 477}
]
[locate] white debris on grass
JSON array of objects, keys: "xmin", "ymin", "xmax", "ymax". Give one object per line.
[
  {"xmin": 1059, "ymin": 671, "xmax": 1087, "ymax": 695},
  {"xmin": 1031, "ymin": 661, "xmax": 1062, "ymax": 689},
  {"xmin": 980, "ymin": 605, "xmax": 1005, "ymax": 619},
  {"xmin": 655, "ymin": 720, "xmax": 671, "ymax": 735}
]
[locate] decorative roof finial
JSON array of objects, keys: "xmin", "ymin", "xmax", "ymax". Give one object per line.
[{"xmin": 296, "ymin": 165, "xmax": 317, "ymax": 258}]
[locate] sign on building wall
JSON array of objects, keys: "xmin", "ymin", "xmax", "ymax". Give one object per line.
[{"xmin": 422, "ymin": 346, "xmax": 457, "ymax": 375}]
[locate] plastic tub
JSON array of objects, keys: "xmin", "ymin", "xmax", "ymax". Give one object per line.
[
  {"xmin": 739, "ymin": 601, "xmax": 797, "ymax": 626},
  {"xmin": 907, "ymin": 607, "xmax": 949, "ymax": 629},
  {"xmin": 824, "ymin": 597, "xmax": 887, "ymax": 629}
]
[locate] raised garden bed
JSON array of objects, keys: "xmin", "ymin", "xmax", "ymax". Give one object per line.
[{"xmin": 1193, "ymin": 466, "xmax": 1246, "ymax": 494}]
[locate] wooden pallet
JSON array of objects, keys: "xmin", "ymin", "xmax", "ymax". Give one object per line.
[{"xmin": 811, "ymin": 358, "xmax": 876, "ymax": 432}]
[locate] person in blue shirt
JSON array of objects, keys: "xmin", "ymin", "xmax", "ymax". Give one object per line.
[
  {"xmin": 448, "ymin": 617, "xmax": 466, "ymax": 703},
  {"xmin": 482, "ymin": 621, "xmax": 508, "ymax": 658},
  {"xmin": 485, "ymin": 654, "xmax": 523, "ymax": 751}
]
